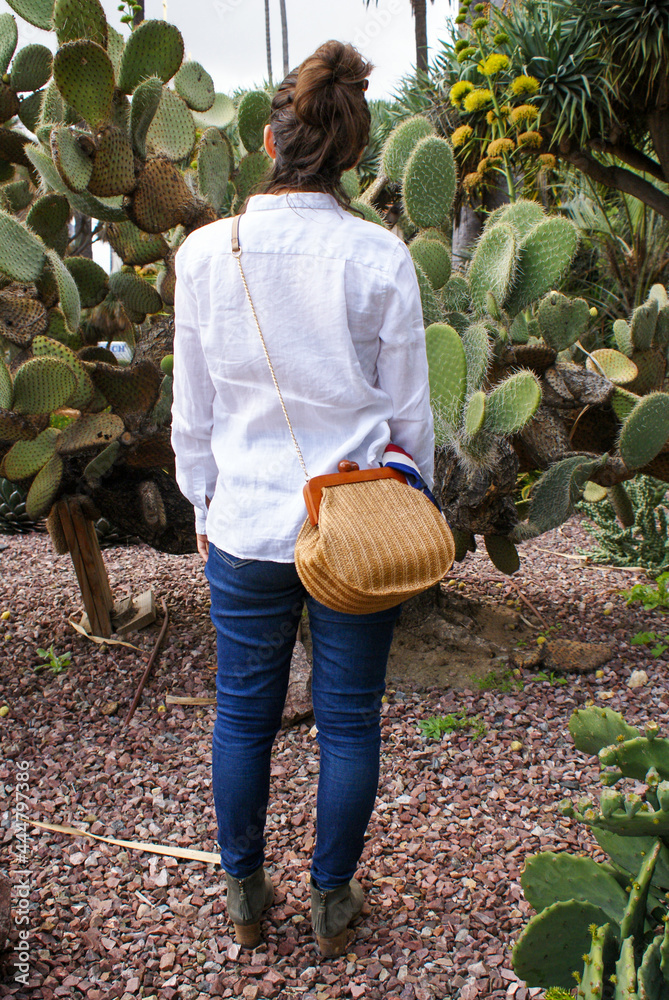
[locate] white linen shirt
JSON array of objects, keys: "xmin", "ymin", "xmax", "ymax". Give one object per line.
[{"xmin": 171, "ymin": 191, "xmax": 435, "ymax": 563}]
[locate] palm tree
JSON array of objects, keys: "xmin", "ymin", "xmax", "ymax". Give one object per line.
[
  {"xmin": 279, "ymin": 0, "xmax": 289, "ymax": 77},
  {"xmin": 265, "ymin": 0, "xmax": 273, "ymax": 87},
  {"xmin": 364, "ymin": 0, "xmax": 434, "ymax": 74}
]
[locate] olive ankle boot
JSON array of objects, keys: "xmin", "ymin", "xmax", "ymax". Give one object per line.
[
  {"xmin": 310, "ymin": 877, "xmax": 364, "ymax": 958},
  {"xmin": 225, "ymin": 866, "xmax": 275, "ymax": 948}
]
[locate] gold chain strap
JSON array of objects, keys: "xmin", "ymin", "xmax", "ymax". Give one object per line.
[{"xmin": 233, "ymin": 244, "xmax": 310, "ymax": 482}]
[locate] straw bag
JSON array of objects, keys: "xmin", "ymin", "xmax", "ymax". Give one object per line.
[{"xmin": 231, "ymin": 216, "xmax": 455, "ymax": 614}]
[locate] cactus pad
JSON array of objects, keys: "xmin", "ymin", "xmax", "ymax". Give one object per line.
[
  {"xmin": 409, "ymin": 237, "xmax": 451, "ymax": 290},
  {"xmin": 109, "ymin": 270, "xmax": 162, "ymax": 318},
  {"xmin": 25, "ymin": 451, "xmax": 63, "ymax": 519},
  {"xmin": 513, "ymin": 453, "xmax": 606, "ymax": 541},
  {"xmin": 613, "ymin": 318, "xmax": 633, "ymax": 357},
  {"xmin": 4, "ymin": 426, "xmax": 60, "ymax": 480},
  {"xmin": 174, "ymin": 60, "xmax": 215, "ymax": 113},
  {"xmin": 630, "ymin": 298, "xmax": 659, "ymax": 352},
  {"xmin": 442, "ymin": 275, "xmax": 470, "ymax": 313},
  {"xmin": 192, "ymin": 92, "xmax": 235, "ymax": 129},
  {"xmin": 484, "ymin": 535, "xmax": 520, "ymax": 574},
  {"xmin": 381, "ymin": 115, "xmax": 434, "ymax": 183},
  {"xmin": 414, "ymin": 261, "xmax": 443, "ymax": 326},
  {"xmin": 620, "ymin": 840, "xmax": 660, "ymax": 946},
  {"xmin": 461, "ymin": 322, "xmax": 490, "ymax": 394},
  {"xmin": 468, "ymin": 222, "xmax": 516, "ymax": 316},
  {"xmin": 4, "ymin": 0, "xmax": 53, "ymax": 30},
  {"xmin": 619, "ymin": 393, "xmax": 669, "ymax": 469},
  {"xmin": 57, "ymin": 411, "xmax": 123, "ymax": 454},
  {"xmin": 505, "ymin": 218, "xmax": 579, "ymax": 315},
  {"xmin": 155, "ymin": 253, "xmax": 175, "ymax": 306},
  {"xmin": 0, "ymin": 285, "xmax": 48, "ymax": 346},
  {"xmin": 32, "ymin": 333, "xmax": 93, "ymax": 408},
  {"xmin": 425, "ymin": 323, "xmax": 467, "ymax": 431},
  {"xmin": 0, "ymin": 356, "xmax": 11, "ymax": 410},
  {"xmin": 484, "ymin": 198, "xmax": 545, "ymax": 234},
  {"xmin": 87, "ymin": 126, "xmax": 135, "ymax": 197},
  {"xmin": 197, "ymin": 127, "xmax": 231, "ymax": 214},
  {"xmin": 512, "ymin": 899, "xmax": 611, "ymax": 990},
  {"xmin": 537, "ymin": 291, "xmax": 590, "ymax": 352},
  {"xmin": 117, "ymin": 19, "xmax": 184, "ymax": 95},
  {"xmin": 64, "ymin": 256, "xmax": 108, "ymax": 309},
  {"xmin": 13, "ymin": 356, "xmax": 76, "ymax": 414},
  {"xmin": 464, "ymin": 390, "xmax": 485, "ymax": 439},
  {"xmin": 51, "ymin": 125, "xmax": 94, "ymax": 192},
  {"xmin": 53, "ymin": 0, "xmax": 107, "ymax": 47},
  {"xmin": 129, "ymin": 156, "xmax": 193, "ymax": 233},
  {"xmin": 569, "ymin": 707, "xmax": 641, "ymax": 756},
  {"xmin": 483, "ymin": 371, "xmax": 541, "ymax": 435},
  {"xmin": 349, "ymin": 200, "xmax": 386, "ymax": 226},
  {"xmin": 521, "ymin": 851, "xmax": 628, "ymax": 924},
  {"xmin": 628, "ymin": 348, "xmax": 666, "ymax": 395},
  {"xmin": 10, "ymin": 43, "xmax": 52, "ymax": 93},
  {"xmin": 90, "ymin": 359, "xmax": 162, "ymax": 417},
  {"xmin": 599, "ymin": 735, "xmax": 669, "ymax": 781},
  {"xmin": 237, "ymin": 89, "xmax": 271, "ymax": 153},
  {"xmin": 0, "ymin": 209, "xmax": 45, "ymax": 282},
  {"xmin": 25, "ymin": 145, "xmax": 127, "ymax": 223},
  {"xmin": 341, "ymin": 169, "xmax": 360, "ymax": 200},
  {"xmin": 17, "ymin": 88, "xmax": 42, "ymax": 133},
  {"xmin": 403, "ymin": 136, "xmax": 457, "ymax": 230},
  {"xmin": 586, "ymin": 348, "xmax": 638, "ymax": 385},
  {"xmin": 129, "ymin": 76, "xmax": 162, "ymax": 158},
  {"xmin": 104, "ymin": 220, "xmax": 168, "ymax": 266},
  {"xmin": 46, "ymin": 248, "xmax": 80, "ymax": 333},
  {"xmin": 233, "ymin": 150, "xmax": 272, "ymax": 206},
  {"xmin": 53, "ymin": 40, "xmax": 114, "ymax": 131},
  {"xmin": 0, "ymin": 82, "xmax": 19, "ymax": 125},
  {"xmin": 0, "ymin": 13, "xmax": 18, "ymax": 77},
  {"xmin": 0, "ymin": 408, "xmax": 36, "ymax": 442},
  {"xmin": 145, "ymin": 86, "xmax": 196, "ymax": 162}
]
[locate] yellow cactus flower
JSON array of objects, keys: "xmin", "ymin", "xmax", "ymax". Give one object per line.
[
  {"xmin": 463, "ymin": 88, "xmax": 493, "ymax": 113},
  {"xmin": 511, "ymin": 74, "xmax": 540, "ymax": 96},
  {"xmin": 539, "ymin": 153, "xmax": 556, "ymax": 169},
  {"xmin": 487, "ymin": 137, "xmax": 515, "ymax": 156},
  {"xmin": 478, "ymin": 53, "xmax": 510, "ymax": 76},
  {"xmin": 478, "ymin": 156, "xmax": 503, "ymax": 173},
  {"xmin": 509, "ymin": 103, "xmax": 539, "ymax": 125},
  {"xmin": 451, "ymin": 124, "xmax": 474, "ymax": 147},
  {"xmin": 486, "ymin": 104, "xmax": 511, "ymax": 125},
  {"xmin": 462, "ymin": 171, "xmax": 484, "ymax": 192},
  {"xmin": 449, "ymin": 80, "xmax": 475, "ymax": 107},
  {"xmin": 517, "ymin": 130, "xmax": 543, "ymax": 149}
]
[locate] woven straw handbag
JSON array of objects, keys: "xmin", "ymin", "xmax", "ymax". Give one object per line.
[{"xmin": 231, "ymin": 216, "xmax": 455, "ymax": 615}]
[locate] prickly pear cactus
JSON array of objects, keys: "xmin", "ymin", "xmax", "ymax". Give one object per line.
[{"xmin": 513, "ymin": 706, "xmax": 669, "ymax": 995}]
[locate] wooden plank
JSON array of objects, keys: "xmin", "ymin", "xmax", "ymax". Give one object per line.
[
  {"xmin": 69, "ymin": 499, "xmax": 112, "ymax": 638},
  {"xmin": 112, "ymin": 590, "xmax": 156, "ymax": 636},
  {"xmin": 57, "ymin": 501, "xmax": 104, "ymax": 637},
  {"xmin": 81, "ymin": 515, "xmax": 114, "ymax": 610}
]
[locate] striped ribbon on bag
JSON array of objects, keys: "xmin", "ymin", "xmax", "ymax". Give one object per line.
[{"xmin": 381, "ymin": 444, "xmax": 440, "ymax": 509}]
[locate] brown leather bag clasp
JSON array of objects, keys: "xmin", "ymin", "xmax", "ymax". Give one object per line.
[{"xmin": 303, "ymin": 460, "xmax": 407, "ymax": 527}]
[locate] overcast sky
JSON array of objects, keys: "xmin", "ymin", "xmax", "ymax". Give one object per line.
[{"xmin": 5, "ymin": 0, "xmax": 457, "ymax": 100}]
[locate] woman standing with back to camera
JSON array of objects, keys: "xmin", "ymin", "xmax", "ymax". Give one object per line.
[{"xmin": 171, "ymin": 40, "xmax": 434, "ymax": 957}]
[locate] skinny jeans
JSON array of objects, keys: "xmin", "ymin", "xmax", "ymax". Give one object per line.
[{"xmin": 205, "ymin": 543, "xmax": 401, "ymax": 891}]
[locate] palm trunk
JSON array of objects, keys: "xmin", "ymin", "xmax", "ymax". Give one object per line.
[
  {"xmin": 265, "ymin": 0, "xmax": 273, "ymax": 87},
  {"xmin": 279, "ymin": 0, "xmax": 289, "ymax": 78},
  {"xmin": 412, "ymin": 0, "xmax": 428, "ymax": 73}
]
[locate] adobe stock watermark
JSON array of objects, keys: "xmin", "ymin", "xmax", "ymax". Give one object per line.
[
  {"xmin": 12, "ymin": 760, "xmax": 32, "ymax": 988},
  {"xmin": 351, "ymin": 0, "xmax": 405, "ymax": 51},
  {"xmin": 212, "ymin": 0, "xmax": 247, "ymax": 22}
]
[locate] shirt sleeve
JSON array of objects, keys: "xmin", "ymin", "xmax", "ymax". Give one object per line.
[
  {"xmin": 171, "ymin": 244, "xmax": 219, "ymax": 535},
  {"xmin": 375, "ymin": 242, "xmax": 435, "ymax": 489}
]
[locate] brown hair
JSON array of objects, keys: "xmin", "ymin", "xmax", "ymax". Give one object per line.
[{"xmin": 260, "ymin": 40, "xmax": 373, "ymax": 210}]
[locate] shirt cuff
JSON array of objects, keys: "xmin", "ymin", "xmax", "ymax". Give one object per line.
[{"xmin": 194, "ymin": 508, "xmax": 208, "ymax": 535}]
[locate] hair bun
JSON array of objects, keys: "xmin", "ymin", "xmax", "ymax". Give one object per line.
[{"xmin": 293, "ymin": 40, "xmax": 372, "ymax": 126}]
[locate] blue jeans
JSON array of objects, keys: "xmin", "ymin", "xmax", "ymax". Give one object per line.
[{"xmin": 205, "ymin": 544, "xmax": 401, "ymax": 891}]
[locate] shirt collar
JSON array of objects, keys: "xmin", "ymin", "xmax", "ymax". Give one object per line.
[{"xmin": 245, "ymin": 192, "xmax": 340, "ymax": 212}]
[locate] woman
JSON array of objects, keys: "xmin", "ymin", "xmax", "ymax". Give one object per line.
[{"xmin": 171, "ymin": 40, "xmax": 434, "ymax": 957}]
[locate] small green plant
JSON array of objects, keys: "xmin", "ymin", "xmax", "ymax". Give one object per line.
[
  {"xmin": 35, "ymin": 644, "xmax": 71, "ymax": 674},
  {"xmin": 534, "ymin": 671, "xmax": 568, "ymax": 686},
  {"xmin": 474, "ymin": 667, "xmax": 524, "ymax": 693},
  {"xmin": 630, "ymin": 629, "xmax": 669, "ymax": 657},
  {"xmin": 418, "ymin": 710, "xmax": 487, "ymax": 740},
  {"xmin": 620, "ymin": 571, "xmax": 669, "ymax": 611},
  {"xmin": 536, "ymin": 624, "xmax": 562, "ymax": 640},
  {"xmin": 578, "ymin": 476, "xmax": 669, "ymax": 572}
]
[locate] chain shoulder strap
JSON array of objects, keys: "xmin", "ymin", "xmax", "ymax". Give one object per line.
[{"xmin": 231, "ymin": 215, "xmax": 310, "ymax": 482}]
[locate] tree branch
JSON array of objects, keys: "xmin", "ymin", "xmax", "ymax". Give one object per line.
[
  {"xmin": 559, "ymin": 143, "xmax": 669, "ymax": 221},
  {"xmin": 604, "ymin": 143, "xmax": 665, "ymax": 183}
]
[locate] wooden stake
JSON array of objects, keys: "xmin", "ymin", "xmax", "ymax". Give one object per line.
[{"xmin": 56, "ymin": 498, "xmax": 113, "ymax": 638}]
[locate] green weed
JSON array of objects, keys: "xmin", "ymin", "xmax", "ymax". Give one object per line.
[
  {"xmin": 474, "ymin": 667, "xmax": 524, "ymax": 693},
  {"xmin": 35, "ymin": 645, "xmax": 72, "ymax": 674},
  {"xmin": 630, "ymin": 630, "xmax": 669, "ymax": 658},
  {"xmin": 534, "ymin": 671, "xmax": 568, "ymax": 686},
  {"xmin": 418, "ymin": 710, "xmax": 487, "ymax": 741},
  {"xmin": 620, "ymin": 572, "xmax": 669, "ymax": 611}
]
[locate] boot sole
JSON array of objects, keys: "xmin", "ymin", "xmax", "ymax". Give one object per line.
[
  {"xmin": 234, "ymin": 921, "xmax": 261, "ymax": 948},
  {"xmin": 316, "ymin": 928, "xmax": 350, "ymax": 958}
]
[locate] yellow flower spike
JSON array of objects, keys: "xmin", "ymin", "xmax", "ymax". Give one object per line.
[
  {"xmin": 449, "ymin": 80, "xmax": 475, "ymax": 108},
  {"xmin": 463, "ymin": 88, "xmax": 493, "ymax": 113},
  {"xmin": 451, "ymin": 124, "xmax": 474, "ymax": 147},
  {"xmin": 509, "ymin": 103, "xmax": 539, "ymax": 125},
  {"xmin": 478, "ymin": 53, "xmax": 510, "ymax": 76},
  {"xmin": 517, "ymin": 130, "xmax": 543, "ymax": 149},
  {"xmin": 511, "ymin": 75, "xmax": 540, "ymax": 96},
  {"xmin": 462, "ymin": 171, "xmax": 484, "ymax": 192},
  {"xmin": 539, "ymin": 153, "xmax": 556, "ymax": 169},
  {"xmin": 487, "ymin": 137, "xmax": 515, "ymax": 156}
]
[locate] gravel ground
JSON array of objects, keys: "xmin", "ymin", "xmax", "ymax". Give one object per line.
[{"xmin": 1, "ymin": 520, "xmax": 668, "ymax": 1000}]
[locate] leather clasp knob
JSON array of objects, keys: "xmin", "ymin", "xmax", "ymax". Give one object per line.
[{"xmin": 338, "ymin": 460, "xmax": 359, "ymax": 473}]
